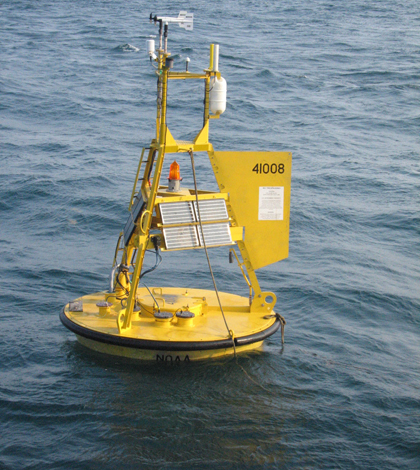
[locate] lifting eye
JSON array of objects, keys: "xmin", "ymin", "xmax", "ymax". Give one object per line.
[{"xmin": 264, "ymin": 295, "xmax": 274, "ymax": 304}]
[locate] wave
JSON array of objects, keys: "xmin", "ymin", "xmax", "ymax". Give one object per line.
[{"xmin": 113, "ymin": 43, "xmax": 140, "ymax": 53}]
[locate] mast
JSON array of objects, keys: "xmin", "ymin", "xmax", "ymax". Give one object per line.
[{"xmin": 113, "ymin": 13, "xmax": 288, "ymax": 334}]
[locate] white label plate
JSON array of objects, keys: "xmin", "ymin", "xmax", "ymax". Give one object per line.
[{"xmin": 258, "ymin": 186, "xmax": 284, "ymax": 221}]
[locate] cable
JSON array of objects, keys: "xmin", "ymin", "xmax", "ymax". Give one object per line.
[
  {"xmin": 140, "ymin": 243, "xmax": 162, "ymax": 280},
  {"xmin": 188, "ymin": 151, "xmax": 278, "ymax": 395},
  {"xmin": 141, "ymin": 282, "xmax": 161, "ymax": 312},
  {"xmin": 116, "ymin": 268, "xmax": 130, "ymax": 296},
  {"xmin": 188, "ymin": 149, "xmax": 236, "ymax": 357},
  {"xmin": 115, "ymin": 265, "xmax": 130, "ymax": 300}
]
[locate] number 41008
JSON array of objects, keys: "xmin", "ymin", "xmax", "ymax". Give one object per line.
[{"xmin": 252, "ymin": 163, "xmax": 285, "ymax": 174}]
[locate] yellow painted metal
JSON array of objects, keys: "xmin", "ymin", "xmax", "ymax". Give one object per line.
[
  {"xmin": 168, "ymin": 72, "xmax": 207, "ymax": 80},
  {"xmin": 156, "ymin": 191, "xmax": 229, "ymax": 205},
  {"xmin": 229, "ymin": 248, "xmax": 253, "ymax": 304},
  {"xmin": 76, "ymin": 335, "xmax": 263, "ymax": 361},
  {"xmin": 114, "ymin": 270, "xmax": 130, "ymax": 299},
  {"xmin": 62, "ymin": 34, "xmax": 291, "ymax": 359},
  {"xmin": 193, "ymin": 121, "xmax": 209, "ymax": 147},
  {"xmin": 114, "ymin": 48, "xmax": 289, "ymax": 331},
  {"xmin": 162, "ymin": 126, "xmax": 177, "ymax": 149},
  {"xmin": 140, "ymin": 147, "xmax": 157, "ymax": 200},
  {"xmin": 129, "ymin": 147, "xmax": 146, "ymax": 211},
  {"xmin": 209, "ymin": 44, "xmax": 214, "ymax": 71},
  {"xmin": 157, "ymin": 219, "xmax": 230, "ymax": 229},
  {"xmin": 229, "ymin": 226, "xmax": 244, "ymax": 242},
  {"xmin": 121, "ymin": 236, "xmax": 146, "ymax": 329},
  {"xmin": 209, "ymin": 151, "xmax": 292, "ymax": 270},
  {"xmin": 111, "ymin": 232, "xmax": 124, "ymax": 269},
  {"xmin": 63, "ymin": 287, "xmax": 276, "ymax": 360},
  {"xmin": 138, "ymin": 291, "xmax": 205, "ymax": 316},
  {"xmin": 122, "ymin": 61, "xmax": 172, "ymax": 329}
]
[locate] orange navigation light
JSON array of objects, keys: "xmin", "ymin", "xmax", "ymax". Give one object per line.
[
  {"xmin": 168, "ymin": 160, "xmax": 181, "ymax": 180},
  {"xmin": 167, "ymin": 160, "xmax": 182, "ymax": 192}
]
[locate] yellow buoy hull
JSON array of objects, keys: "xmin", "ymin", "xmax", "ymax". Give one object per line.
[{"xmin": 61, "ymin": 287, "xmax": 280, "ymax": 362}]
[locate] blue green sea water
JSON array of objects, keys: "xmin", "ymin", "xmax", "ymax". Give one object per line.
[{"xmin": 1, "ymin": 0, "xmax": 419, "ymax": 468}]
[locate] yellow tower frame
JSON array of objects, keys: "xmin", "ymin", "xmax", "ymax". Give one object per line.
[{"xmin": 113, "ymin": 43, "xmax": 292, "ymax": 334}]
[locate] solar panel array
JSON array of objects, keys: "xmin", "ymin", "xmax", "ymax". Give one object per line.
[{"xmin": 159, "ymin": 199, "xmax": 232, "ymax": 250}]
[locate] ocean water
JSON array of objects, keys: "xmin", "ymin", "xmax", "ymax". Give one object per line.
[{"xmin": 1, "ymin": 0, "xmax": 419, "ymax": 468}]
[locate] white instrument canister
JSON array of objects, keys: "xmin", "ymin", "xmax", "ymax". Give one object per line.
[{"xmin": 209, "ymin": 76, "xmax": 227, "ymax": 115}]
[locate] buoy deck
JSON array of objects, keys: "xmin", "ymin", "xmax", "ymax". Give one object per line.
[{"xmin": 61, "ymin": 287, "xmax": 280, "ymax": 360}]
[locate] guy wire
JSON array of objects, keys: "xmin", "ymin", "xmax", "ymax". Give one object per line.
[
  {"xmin": 188, "ymin": 150, "xmax": 236, "ymax": 357},
  {"xmin": 189, "ymin": 150, "xmax": 277, "ymax": 395}
]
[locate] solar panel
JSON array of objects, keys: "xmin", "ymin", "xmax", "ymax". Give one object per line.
[
  {"xmin": 159, "ymin": 198, "xmax": 233, "ymax": 250},
  {"xmin": 163, "ymin": 226, "xmax": 200, "ymax": 250},
  {"xmin": 160, "ymin": 201, "xmax": 195, "ymax": 225},
  {"xmin": 193, "ymin": 198, "xmax": 229, "ymax": 221},
  {"xmin": 123, "ymin": 194, "xmax": 145, "ymax": 246},
  {"xmin": 197, "ymin": 222, "xmax": 232, "ymax": 247}
]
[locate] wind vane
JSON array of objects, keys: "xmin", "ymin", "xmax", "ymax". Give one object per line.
[{"xmin": 150, "ymin": 11, "xmax": 194, "ymax": 31}]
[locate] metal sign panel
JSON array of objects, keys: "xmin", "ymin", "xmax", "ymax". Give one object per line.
[{"xmin": 210, "ymin": 151, "xmax": 292, "ymax": 269}]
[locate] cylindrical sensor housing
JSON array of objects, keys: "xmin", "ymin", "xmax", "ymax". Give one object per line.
[
  {"xmin": 209, "ymin": 76, "xmax": 227, "ymax": 115},
  {"xmin": 146, "ymin": 39, "xmax": 155, "ymax": 54}
]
